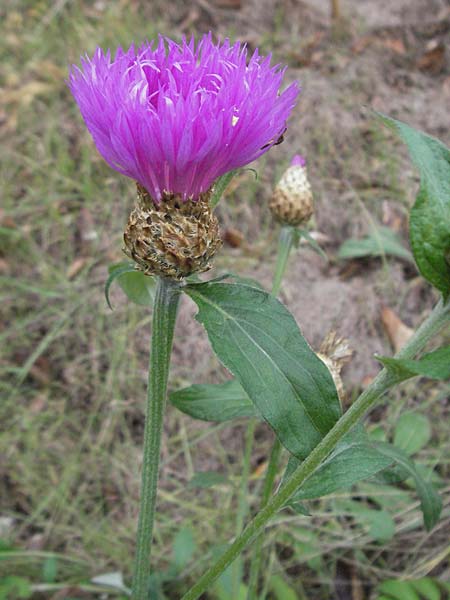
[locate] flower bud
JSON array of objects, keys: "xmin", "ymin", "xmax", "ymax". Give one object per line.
[
  {"xmin": 123, "ymin": 184, "xmax": 222, "ymax": 280},
  {"xmin": 269, "ymin": 154, "xmax": 314, "ymax": 226}
]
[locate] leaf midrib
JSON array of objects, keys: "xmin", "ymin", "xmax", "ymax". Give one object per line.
[{"xmin": 188, "ymin": 286, "xmax": 331, "ymax": 438}]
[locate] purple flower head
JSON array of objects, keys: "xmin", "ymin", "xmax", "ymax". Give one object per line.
[
  {"xmin": 290, "ymin": 154, "xmax": 306, "ymax": 168},
  {"xmin": 68, "ymin": 34, "xmax": 299, "ymax": 203}
]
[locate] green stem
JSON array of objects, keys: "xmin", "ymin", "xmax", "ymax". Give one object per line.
[
  {"xmin": 271, "ymin": 225, "xmax": 295, "ymax": 297},
  {"xmin": 182, "ymin": 298, "xmax": 449, "ymax": 600},
  {"xmin": 132, "ymin": 277, "xmax": 181, "ymax": 600},
  {"xmin": 231, "ymin": 418, "xmax": 257, "ymax": 597}
]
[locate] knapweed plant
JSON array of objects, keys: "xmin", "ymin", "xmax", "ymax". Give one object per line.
[{"xmin": 69, "ymin": 34, "xmax": 450, "ymax": 600}]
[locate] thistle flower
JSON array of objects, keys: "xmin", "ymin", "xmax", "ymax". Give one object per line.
[
  {"xmin": 69, "ymin": 34, "xmax": 299, "ymax": 203},
  {"xmin": 269, "ymin": 154, "xmax": 313, "ymax": 226},
  {"xmin": 69, "ymin": 34, "xmax": 299, "ymax": 277}
]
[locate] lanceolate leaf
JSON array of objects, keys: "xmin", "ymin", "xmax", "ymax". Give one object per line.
[
  {"xmin": 377, "ymin": 113, "xmax": 450, "ymax": 298},
  {"xmin": 337, "ymin": 225, "xmax": 413, "ymax": 263},
  {"xmin": 393, "ymin": 412, "xmax": 431, "ymax": 456},
  {"xmin": 290, "ymin": 438, "xmax": 394, "ymax": 501},
  {"xmin": 377, "ymin": 346, "xmax": 450, "ymax": 381},
  {"xmin": 211, "ymin": 170, "xmax": 238, "ymax": 208},
  {"xmin": 106, "ymin": 262, "xmax": 155, "ymax": 309},
  {"xmin": 371, "ymin": 443, "xmax": 442, "ymax": 531},
  {"xmin": 295, "ymin": 228, "xmax": 328, "ymax": 261},
  {"xmin": 185, "ymin": 281, "xmax": 341, "ymax": 459},
  {"xmin": 170, "ymin": 380, "xmax": 259, "ymax": 422},
  {"xmin": 284, "ymin": 434, "xmax": 441, "ymax": 530}
]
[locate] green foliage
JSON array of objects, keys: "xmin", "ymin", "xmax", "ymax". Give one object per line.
[
  {"xmin": 283, "ymin": 426, "xmax": 440, "ymax": 531},
  {"xmin": 269, "ymin": 575, "xmax": 299, "ymax": 600},
  {"xmin": 286, "ymin": 432, "xmax": 394, "ymax": 502},
  {"xmin": 377, "ymin": 113, "xmax": 450, "ymax": 298},
  {"xmin": 42, "ymin": 556, "xmax": 58, "ymax": 583},
  {"xmin": 170, "ymin": 380, "xmax": 258, "ymax": 421},
  {"xmin": 105, "ymin": 262, "xmax": 155, "ymax": 309},
  {"xmin": 185, "ymin": 281, "xmax": 341, "ymax": 459},
  {"xmin": 0, "ymin": 577, "xmax": 31, "ymax": 600},
  {"xmin": 172, "ymin": 528, "xmax": 196, "ymax": 572},
  {"xmin": 371, "ymin": 443, "xmax": 441, "ymax": 530},
  {"xmin": 339, "ymin": 500, "xmax": 396, "ymax": 542},
  {"xmin": 377, "ymin": 346, "xmax": 450, "ymax": 382},
  {"xmin": 295, "ymin": 228, "xmax": 328, "ymax": 261},
  {"xmin": 393, "ymin": 412, "xmax": 432, "ymax": 456},
  {"xmin": 377, "ymin": 577, "xmax": 447, "ymax": 600},
  {"xmin": 338, "ymin": 225, "xmax": 413, "ymax": 262},
  {"xmin": 188, "ymin": 471, "xmax": 229, "ymax": 489},
  {"xmin": 210, "ymin": 170, "xmax": 238, "ymax": 208}
]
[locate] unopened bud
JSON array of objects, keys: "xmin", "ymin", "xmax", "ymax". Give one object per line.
[
  {"xmin": 123, "ymin": 184, "xmax": 222, "ymax": 280},
  {"xmin": 269, "ymin": 154, "xmax": 314, "ymax": 226}
]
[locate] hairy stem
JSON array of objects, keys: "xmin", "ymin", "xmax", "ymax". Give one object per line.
[
  {"xmin": 232, "ymin": 418, "xmax": 257, "ymax": 596},
  {"xmin": 132, "ymin": 277, "xmax": 181, "ymax": 600},
  {"xmin": 182, "ymin": 298, "xmax": 449, "ymax": 600}
]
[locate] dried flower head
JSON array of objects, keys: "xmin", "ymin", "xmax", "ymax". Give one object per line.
[
  {"xmin": 68, "ymin": 34, "xmax": 299, "ymax": 203},
  {"xmin": 318, "ymin": 331, "xmax": 353, "ymax": 403},
  {"xmin": 269, "ymin": 154, "xmax": 313, "ymax": 226}
]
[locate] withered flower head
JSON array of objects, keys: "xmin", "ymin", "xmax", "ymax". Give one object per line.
[{"xmin": 318, "ymin": 331, "xmax": 353, "ymax": 403}]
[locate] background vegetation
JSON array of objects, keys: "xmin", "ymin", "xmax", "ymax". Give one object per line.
[{"xmin": 1, "ymin": 0, "xmax": 449, "ymax": 598}]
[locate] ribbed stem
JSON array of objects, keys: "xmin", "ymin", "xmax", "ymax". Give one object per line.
[
  {"xmin": 182, "ymin": 298, "xmax": 449, "ymax": 600},
  {"xmin": 132, "ymin": 277, "xmax": 181, "ymax": 600}
]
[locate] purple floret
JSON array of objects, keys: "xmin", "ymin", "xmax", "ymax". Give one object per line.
[
  {"xmin": 290, "ymin": 154, "xmax": 307, "ymax": 168},
  {"xmin": 69, "ymin": 34, "xmax": 299, "ymax": 202}
]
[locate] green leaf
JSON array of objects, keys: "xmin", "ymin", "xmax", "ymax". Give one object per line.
[
  {"xmin": 0, "ymin": 577, "xmax": 31, "ymax": 600},
  {"xmin": 42, "ymin": 555, "xmax": 58, "ymax": 583},
  {"xmin": 378, "ymin": 580, "xmax": 421, "ymax": 600},
  {"xmin": 393, "ymin": 412, "xmax": 432, "ymax": 455},
  {"xmin": 338, "ymin": 225, "xmax": 413, "ymax": 263},
  {"xmin": 270, "ymin": 575, "xmax": 299, "ymax": 600},
  {"xmin": 211, "ymin": 170, "xmax": 238, "ymax": 208},
  {"xmin": 290, "ymin": 435, "xmax": 394, "ymax": 501},
  {"xmin": 172, "ymin": 528, "xmax": 196, "ymax": 571},
  {"xmin": 377, "ymin": 346, "xmax": 450, "ymax": 382},
  {"xmin": 296, "ymin": 228, "xmax": 328, "ymax": 261},
  {"xmin": 377, "ymin": 113, "xmax": 450, "ymax": 298},
  {"xmin": 412, "ymin": 578, "xmax": 442, "ymax": 600},
  {"xmin": 348, "ymin": 504, "xmax": 395, "ymax": 542},
  {"xmin": 105, "ymin": 262, "xmax": 155, "ymax": 309},
  {"xmin": 188, "ymin": 471, "xmax": 229, "ymax": 489},
  {"xmin": 363, "ymin": 509, "xmax": 395, "ymax": 542},
  {"xmin": 288, "ymin": 501, "xmax": 311, "ymax": 516},
  {"xmin": 372, "ymin": 443, "xmax": 442, "ymax": 530},
  {"xmin": 185, "ymin": 281, "xmax": 341, "ymax": 459},
  {"xmin": 212, "ymin": 545, "xmax": 248, "ymax": 600},
  {"xmin": 170, "ymin": 380, "xmax": 259, "ymax": 422}
]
